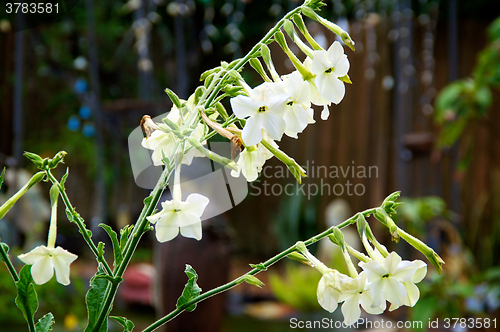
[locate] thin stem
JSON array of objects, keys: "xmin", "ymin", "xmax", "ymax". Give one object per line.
[
  {"xmin": 0, "ymin": 243, "xmax": 19, "ymax": 283},
  {"xmin": 142, "ymin": 207, "xmax": 377, "ymax": 332},
  {"xmin": 45, "ymin": 171, "xmax": 113, "ymax": 276},
  {"xmin": 92, "ymin": 161, "xmax": 176, "ymax": 332},
  {"xmin": 203, "ymin": 6, "xmax": 303, "ymax": 109}
]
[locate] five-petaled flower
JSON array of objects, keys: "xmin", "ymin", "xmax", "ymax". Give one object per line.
[
  {"xmin": 147, "ymin": 193, "xmax": 210, "ymax": 242},
  {"xmin": 18, "ymin": 246, "xmax": 78, "ymax": 286},
  {"xmin": 310, "ymin": 41, "xmax": 350, "ymax": 107},
  {"xmin": 358, "ymin": 251, "xmax": 420, "ymax": 309},
  {"xmin": 230, "ymin": 82, "xmax": 289, "ymax": 146}
]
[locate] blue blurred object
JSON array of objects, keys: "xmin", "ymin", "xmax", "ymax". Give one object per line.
[
  {"xmin": 67, "ymin": 116, "xmax": 81, "ymax": 131},
  {"xmin": 82, "ymin": 123, "xmax": 95, "ymax": 137},
  {"xmin": 74, "ymin": 79, "xmax": 88, "ymax": 93},
  {"xmin": 79, "ymin": 105, "xmax": 92, "ymax": 119}
]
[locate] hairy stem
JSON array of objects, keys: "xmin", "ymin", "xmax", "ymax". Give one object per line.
[
  {"xmin": 46, "ymin": 171, "xmax": 113, "ymax": 276},
  {"xmin": 0, "ymin": 242, "xmax": 19, "ymax": 283},
  {"xmin": 142, "ymin": 208, "xmax": 376, "ymax": 332}
]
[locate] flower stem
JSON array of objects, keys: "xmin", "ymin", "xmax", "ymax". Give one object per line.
[
  {"xmin": 45, "ymin": 170, "xmax": 113, "ymax": 276},
  {"xmin": 203, "ymin": 6, "xmax": 303, "ymax": 109},
  {"xmin": 92, "ymin": 160, "xmax": 176, "ymax": 332},
  {"xmin": 0, "ymin": 242, "xmax": 19, "ymax": 283},
  {"xmin": 142, "ymin": 207, "xmax": 377, "ymax": 332}
]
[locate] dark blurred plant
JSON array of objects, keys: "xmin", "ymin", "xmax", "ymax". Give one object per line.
[{"xmin": 434, "ymin": 16, "xmax": 500, "ymax": 167}]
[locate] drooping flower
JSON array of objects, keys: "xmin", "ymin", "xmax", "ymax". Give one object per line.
[
  {"xmin": 303, "ymin": 57, "xmax": 332, "ymax": 120},
  {"xmin": 270, "ymin": 71, "xmax": 315, "ymax": 138},
  {"xmin": 310, "ymin": 41, "xmax": 350, "ymax": 107},
  {"xmin": 358, "ymin": 251, "xmax": 419, "ymax": 309},
  {"xmin": 18, "ymin": 246, "xmax": 78, "ymax": 286},
  {"xmin": 230, "ymin": 138, "xmax": 277, "ymax": 182},
  {"xmin": 230, "ymin": 82, "xmax": 290, "ymax": 146},
  {"xmin": 317, "ymin": 269, "xmax": 352, "ymax": 313},
  {"xmin": 147, "ymin": 193, "xmax": 210, "ymax": 242},
  {"xmin": 338, "ymin": 272, "xmax": 385, "ymax": 325}
]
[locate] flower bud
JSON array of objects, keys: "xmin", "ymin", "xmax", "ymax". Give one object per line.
[
  {"xmin": 260, "ymin": 139, "xmax": 306, "ymax": 183},
  {"xmin": 242, "ymin": 275, "xmax": 265, "ymax": 288},
  {"xmin": 48, "ymin": 151, "xmax": 67, "ymax": 169},
  {"xmin": 23, "ymin": 152, "xmax": 44, "ymax": 167},
  {"xmin": 374, "ymin": 207, "xmax": 400, "ymax": 242},
  {"xmin": 165, "ymin": 88, "xmax": 182, "ymax": 109},
  {"xmin": 0, "ymin": 171, "xmax": 45, "ymax": 220},
  {"xmin": 398, "ymin": 228, "xmax": 445, "ymax": 274}
]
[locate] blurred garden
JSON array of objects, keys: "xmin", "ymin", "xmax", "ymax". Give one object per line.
[{"xmin": 1, "ymin": 0, "xmax": 500, "ymax": 331}]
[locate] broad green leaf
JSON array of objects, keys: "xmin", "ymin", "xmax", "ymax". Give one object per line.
[
  {"xmin": 34, "ymin": 313, "xmax": 55, "ymax": 332},
  {"xmin": 110, "ymin": 316, "xmax": 135, "ymax": 332},
  {"xmin": 15, "ymin": 265, "xmax": 39, "ymax": 328},
  {"xmin": 176, "ymin": 265, "xmax": 202, "ymax": 312},
  {"xmin": 84, "ymin": 265, "xmax": 111, "ymax": 332},
  {"xmin": 99, "ymin": 224, "xmax": 123, "ymax": 267}
]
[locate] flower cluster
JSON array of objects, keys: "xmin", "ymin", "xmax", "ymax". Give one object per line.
[
  {"xmin": 229, "ymin": 41, "xmax": 350, "ymax": 182},
  {"xmin": 299, "ymin": 243, "xmax": 427, "ymax": 326}
]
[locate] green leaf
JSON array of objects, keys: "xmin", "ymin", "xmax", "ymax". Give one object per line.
[
  {"xmin": 339, "ymin": 74, "xmax": 352, "ymax": 84},
  {"xmin": 164, "ymin": 88, "xmax": 182, "ymax": 109},
  {"xmin": 0, "ymin": 242, "xmax": 9, "ymax": 262},
  {"xmin": 84, "ymin": 265, "xmax": 111, "ymax": 332},
  {"xmin": 243, "ymin": 275, "xmax": 265, "ymax": 288},
  {"xmin": 0, "ymin": 167, "xmax": 5, "ymax": 189},
  {"xmin": 249, "ymin": 263, "xmax": 267, "ymax": 271},
  {"xmin": 23, "ymin": 152, "xmax": 44, "ymax": 167},
  {"xmin": 60, "ymin": 168, "xmax": 69, "ymax": 191},
  {"xmin": 15, "ymin": 265, "xmax": 39, "ymax": 329},
  {"xmin": 99, "ymin": 224, "xmax": 123, "ymax": 267},
  {"xmin": 119, "ymin": 225, "xmax": 134, "ymax": 253},
  {"xmin": 110, "ymin": 316, "xmax": 135, "ymax": 332},
  {"xmin": 97, "ymin": 242, "xmax": 105, "ymax": 260},
  {"xmin": 35, "ymin": 313, "xmax": 55, "ymax": 332},
  {"xmin": 176, "ymin": 265, "xmax": 202, "ymax": 312}
]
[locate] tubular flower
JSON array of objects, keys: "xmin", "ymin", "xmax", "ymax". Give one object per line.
[
  {"xmin": 310, "ymin": 41, "xmax": 350, "ymax": 107},
  {"xmin": 230, "ymin": 138, "xmax": 277, "ymax": 182},
  {"xmin": 230, "ymin": 82, "xmax": 289, "ymax": 146},
  {"xmin": 142, "ymin": 104, "xmax": 207, "ymax": 166},
  {"xmin": 18, "ymin": 246, "xmax": 78, "ymax": 286},
  {"xmin": 358, "ymin": 252, "xmax": 419, "ymax": 309},
  {"xmin": 317, "ymin": 269, "xmax": 352, "ymax": 313},
  {"xmin": 147, "ymin": 193, "xmax": 210, "ymax": 242}
]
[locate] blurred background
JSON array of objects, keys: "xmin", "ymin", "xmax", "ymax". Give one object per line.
[{"xmin": 1, "ymin": 0, "xmax": 500, "ymax": 331}]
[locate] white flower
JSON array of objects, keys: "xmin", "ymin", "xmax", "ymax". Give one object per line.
[
  {"xmin": 230, "ymin": 82, "xmax": 289, "ymax": 146},
  {"xmin": 18, "ymin": 246, "xmax": 78, "ymax": 286},
  {"xmin": 317, "ymin": 270, "xmax": 351, "ymax": 313},
  {"xmin": 389, "ymin": 259, "xmax": 427, "ymax": 311},
  {"xmin": 272, "ymin": 71, "xmax": 315, "ymax": 138},
  {"xmin": 230, "ymin": 138, "xmax": 277, "ymax": 182},
  {"xmin": 147, "ymin": 193, "xmax": 210, "ymax": 242},
  {"xmin": 310, "ymin": 41, "xmax": 350, "ymax": 106},
  {"xmin": 142, "ymin": 104, "xmax": 207, "ymax": 166},
  {"xmin": 359, "ymin": 252, "xmax": 419, "ymax": 309},
  {"xmin": 303, "ymin": 58, "xmax": 332, "ymax": 120},
  {"xmin": 338, "ymin": 272, "xmax": 385, "ymax": 325}
]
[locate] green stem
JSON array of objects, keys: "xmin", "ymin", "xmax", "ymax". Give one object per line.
[
  {"xmin": 45, "ymin": 171, "xmax": 113, "ymax": 276},
  {"xmin": 142, "ymin": 207, "xmax": 377, "ymax": 332},
  {"xmin": 0, "ymin": 243, "xmax": 19, "ymax": 283},
  {"xmin": 92, "ymin": 161, "xmax": 176, "ymax": 332},
  {"xmin": 203, "ymin": 6, "xmax": 303, "ymax": 109}
]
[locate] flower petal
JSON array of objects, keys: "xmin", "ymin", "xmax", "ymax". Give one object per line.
[
  {"xmin": 230, "ymin": 95, "xmax": 259, "ymax": 119},
  {"xmin": 30, "ymin": 254, "xmax": 54, "ymax": 285},
  {"xmin": 261, "ymin": 113, "xmax": 285, "ymax": 142},
  {"xmin": 341, "ymin": 295, "xmax": 362, "ymax": 326},
  {"xmin": 242, "ymin": 117, "xmax": 263, "ymax": 146},
  {"xmin": 382, "ymin": 277, "xmax": 407, "ymax": 308},
  {"xmin": 184, "ymin": 193, "xmax": 210, "ymax": 217},
  {"xmin": 154, "ymin": 210, "xmax": 180, "ymax": 242},
  {"xmin": 317, "ymin": 275, "xmax": 340, "ymax": 313},
  {"xmin": 410, "ymin": 260, "xmax": 427, "ymax": 283}
]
